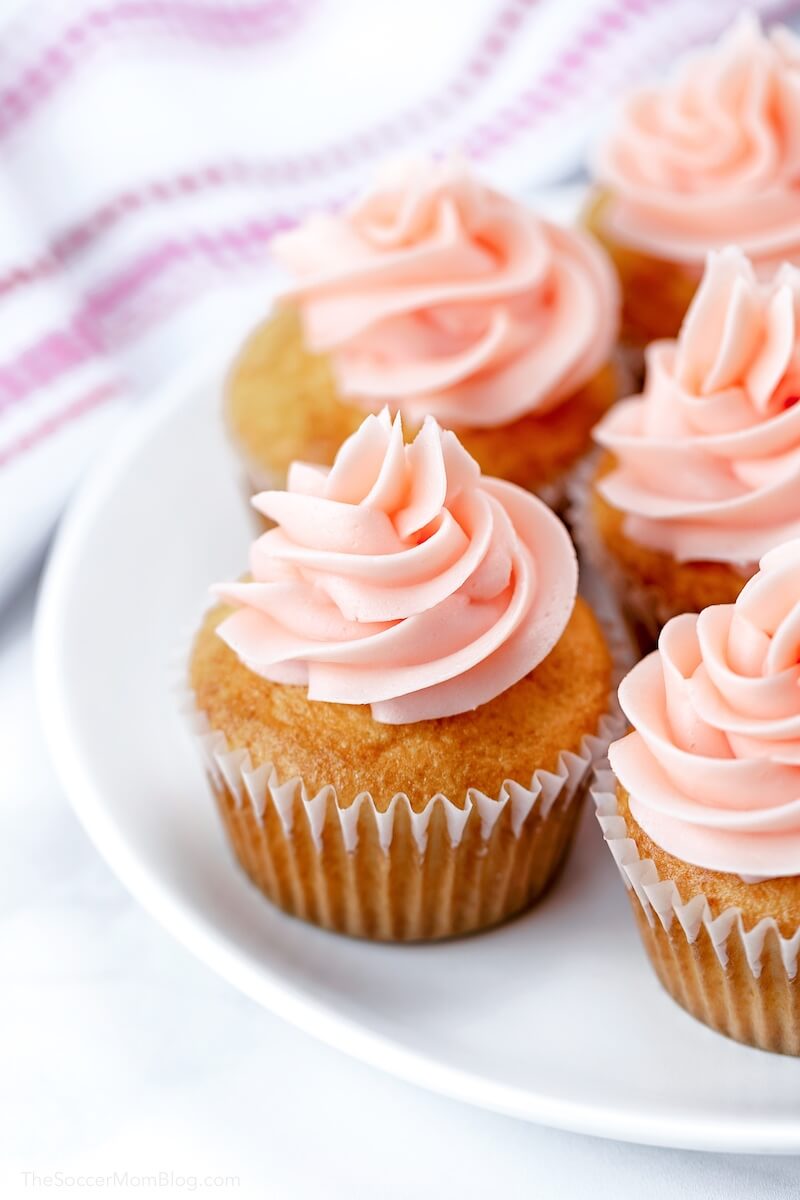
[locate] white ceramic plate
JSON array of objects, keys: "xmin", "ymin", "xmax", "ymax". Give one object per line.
[{"xmin": 36, "ymin": 358, "xmax": 800, "ymax": 1155}]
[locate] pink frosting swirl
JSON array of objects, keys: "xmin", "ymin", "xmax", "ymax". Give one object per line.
[
  {"xmin": 272, "ymin": 159, "xmax": 618, "ymax": 428},
  {"xmin": 595, "ymin": 247, "xmax": 800, "ymax": 564},
  {"xmin": 594, "ymin": 15, "xmax": 800, "ymax": 265},
  {"xmin": 215, "ymin": 410, "xmax": 578, "ymax": 723},
  {"xmin": 611, "ymin": 540, "xmax": 800, "ymax": 878}
]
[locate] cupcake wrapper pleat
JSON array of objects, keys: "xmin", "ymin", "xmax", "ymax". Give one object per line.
[
  {"xmin": 181, "ymin": 704, "xmax": 624, "ymax": 941},
  {"xmin": 176, "ymin": 582, "xmax": 630, "ymax": 941},
  {"xmin": 592, "ymin": 768, "xmax": 800, "ymax": 1055}
]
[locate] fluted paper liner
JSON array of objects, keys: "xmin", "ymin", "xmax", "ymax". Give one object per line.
[
  {"xmin": 593, "ymin": 768, "xmax": 800, "ymax": 1055},
  {"xmin": 181, "ymin": 696, "xmax": 622, "ymax": 940},
  {"xmin": 177, "ymin": 587, "xmax": 629, "ymax": 941},
  {"xmin": 177, "ymin": 530, "xmax": 631, "ymax": 941},
  {"xmin": 567, "ymin": 453, "xmax": 753, "ymax": 647}
]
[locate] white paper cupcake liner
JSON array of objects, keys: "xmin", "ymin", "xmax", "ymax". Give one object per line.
[
  {"xmin": 182, "ymin": 705, "xmax": 624, "ymax": 941},
  {"xmin": 184, "ymin": 697, "xmax": 624, "ymax": 857},
  {"xmin": 592, "ymin": 768, "xmax": 800, "ymax": 1053},
  {"xmin": 592, "ymin": 769, "xmax": 800, "ymax": 976},
  {"xmin": 176, "ymin": 591, "xmax": 630, "ymax": 940},
  {"xmin": 179, "ymin": 581, "xmax": 632, "ymax": 851}
]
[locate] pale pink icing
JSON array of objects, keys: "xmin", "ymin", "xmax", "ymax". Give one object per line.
[
  {"xmin": 594, "ymin": 247, "xmax": 800, "ymax": 564},
  {"xmin": 214, "ymin": 409, "xmax": 578, "ymax": 724},
  {"xmin": 610, "ymin": 540, "xmax": 800, "ymax": 879},
  {"xmin": 272, "ymin": 159, "xmax": 618, "ymax": 428},
  {"xmin": 594, "ymin": 15, "xmax": 800, "ymax": 266}
]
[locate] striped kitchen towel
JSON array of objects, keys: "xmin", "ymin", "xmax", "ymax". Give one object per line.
[{"xmin": 0, "ymin": 0, "xmax": 795, "ymax": 600}]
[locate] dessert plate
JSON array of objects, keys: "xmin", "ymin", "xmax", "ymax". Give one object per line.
[{"xmin": 36, "ymin": 356, "xmax": 800, "ymax": 1156}]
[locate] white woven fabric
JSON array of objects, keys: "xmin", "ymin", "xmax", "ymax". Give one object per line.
[{"xmin": 0, "ymin": 0, "xmax": 793, "ymax": 598}]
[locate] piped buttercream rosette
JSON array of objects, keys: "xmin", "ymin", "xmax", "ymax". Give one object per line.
[
  {"xmin": 594, "ymin": 14, "xmax": 800, "ymax": 265},
  {"xmin": 215, "ymin": 408, "xmax": 578, "ymax": 724},
  {"xmin": 273, "ymin": 158, "xmax": 618, "ymax": 428},
  {"xmin": 595, "ymin": 246, "xmax": 800, "ymax": 564},
  {"xmin": 610, "ymin": 539, "xmax": 800, "ymax": 879}
]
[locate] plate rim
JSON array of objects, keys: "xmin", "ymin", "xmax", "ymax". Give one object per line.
[{"xmin": 34, "ymin": 357, "xmax": 800, "ymax": 1156}]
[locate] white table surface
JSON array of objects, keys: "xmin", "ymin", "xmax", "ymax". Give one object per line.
[{"xmin": 3, "ymin": 565, "xmax": 800, "ymax": 1200}]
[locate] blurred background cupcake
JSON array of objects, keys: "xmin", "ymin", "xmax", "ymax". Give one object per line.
[
  {"xmin": 585, "ymin": 15, "xmax": 800, "ymax": 356},
  {"xmin": 595, "ymin": 541, "xmax": 800, "ymax": 1055},
  {"xmin": 189, "ymin": 409, "xmax": 619, "ymax": 941},
  {"xmin": 226, "ymin": 158, "xmax": 620, "ymax": 507},
  {"xmin": 574, "ymin": 247, "xmax": 800, "ymax": 644}
]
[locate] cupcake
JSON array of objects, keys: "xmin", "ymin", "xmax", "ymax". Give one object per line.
[
  {"xmin": 576, "ymin": 246, "xmax": 800, "ymax": 642},
  {"xmin": 188, "ymin": 409, "xmax": 618, "ymax": 941},
  {"xmin": 595, "ymin": 540, "xmax": 800, "ymax": 1055},
  {"xmin": 586, "ymin": 15, "xmax": 800, "ymax": 353},
  {"xmin": 226, "ymin": 158, "xmax": 620, "ymax": 506}
]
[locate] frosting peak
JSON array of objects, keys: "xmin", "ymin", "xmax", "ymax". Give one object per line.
[
  {"xmin": 273, "ymin": 159, "xmax": 618, "ymax": 427},
  {"xmin": 595, "ymin": 248, "xmax": 800, "ymax": 564},
  {"xmin": 610, "ymin": 539, "xmax": 800, "ymax": 878},
  {"xmin": 675, "ymin": 249, "xmax": 800, "ymax": 412},
  {"xmin": 215, "ymin": 409, "xmax": 577, "ymax": 723},
  {"xmin": 594, "ymin": 15, "xmax": 800, "ymax": 264}
]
